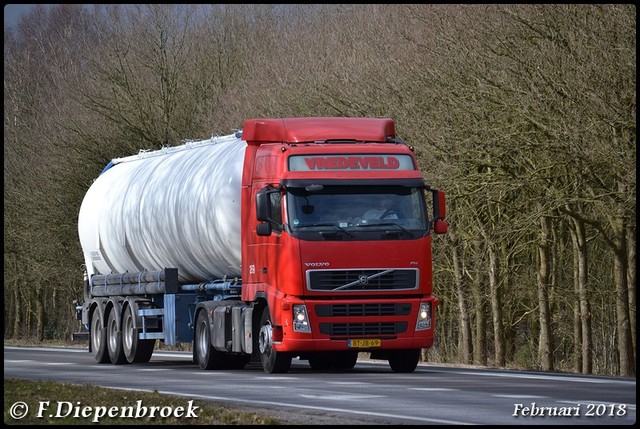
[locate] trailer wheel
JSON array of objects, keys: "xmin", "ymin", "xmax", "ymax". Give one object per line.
[
  {"xmin": 388, "ymin": 349, "xmax": 420, "ymax": 373},
  {"xmin": 195, "ymin": 310, "xmax": 227, "ymax": 370},
  {"xmin": 90, "ymin": 309, "xmax": 109, "ymax": 363},
  {"xmin": 107, "ymin": 309, "xmax": 127, "ymax": 364},
  {"xmin": 122, "ymin": 304, "xmax": 155, "ymax": 364},
  {"xmin": 258, "ymin": 307, "xmax": 291, "ymax": 374}
]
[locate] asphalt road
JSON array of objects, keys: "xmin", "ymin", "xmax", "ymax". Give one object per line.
[{"xmin": 4, "ymin": 345, "xmax": 636, "ymax": 425}]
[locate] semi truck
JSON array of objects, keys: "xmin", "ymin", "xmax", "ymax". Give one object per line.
[{"xmin": 76, "ymin": 117, "xmax": 448, "ymax": 374}]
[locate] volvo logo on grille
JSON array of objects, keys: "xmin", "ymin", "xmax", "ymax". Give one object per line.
[
  {"xmin": 305, "ymin": 262, "xmax": 330, "ymax": 267},
  {"xmin": 358, "ymin": 275, "xmax": 369, "ymax": 285}
]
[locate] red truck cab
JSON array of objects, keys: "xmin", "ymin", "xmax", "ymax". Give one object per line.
[{"xmin": 240, "ymin": 118, "xmax": 447, "ymax": 373}]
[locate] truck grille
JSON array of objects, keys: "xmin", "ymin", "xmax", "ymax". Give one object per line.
[
  {"xmin": 315, "ymin": 303, "xmax": 411, "ymax": 317},
  {"xmin": 319, "ymin": 322, "xmax": 408, "ymax": 336},
  {"xmin": 307, "ymin": 269, "xmax": 418, "ymax": 291}
]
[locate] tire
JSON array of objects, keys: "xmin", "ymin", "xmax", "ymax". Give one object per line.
[
  {"xmin": 308, "ymin": 351, "xmax": 357, "ymax": 371},
  {"xmin": 90, "ymin": 309, "xmax": 109, "ymax": 364},
  {"xmin": 107, "ymin": 309, "xmax": 127, "ymax": 364},
  {"xmin": 308, "ymin": 352, "xmax": 335, "ymax": 371},
  {"xmin": 258, "ymin": 307, "xmax": 291, "ymax": 374},
  {"xmin": 194, "ymin": 310, "xmax": 227, "ymax": 370},
  {"xmin": 226, "ymin": 354, "xmax": 251, "ymax": 370},
  {"xmin": 334, "ymin": 351, "xmax": 358, "ymax": 370},
  {"xmin": 122, "ymin": 304, "xmax": 155, "ymax": 364},
  {"xmin": 388, "ymin": 349, "xmax": 420, "ymax": 373}
]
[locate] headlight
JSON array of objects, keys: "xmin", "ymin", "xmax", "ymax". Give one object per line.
[
  {"xmin": 293, "ymin": 305, "xmax": 311, "ymax": 333},
  {"xmin": 416, "ymin": 302, "xmax": 432, "ymax": 330}
]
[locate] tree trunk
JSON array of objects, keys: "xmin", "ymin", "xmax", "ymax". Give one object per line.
[
  {"xmin": 626, "ymin": 223, "xmax": 636, "ymax": 354},
  {"xmin": 36, "ymin": 286, "xmax": 45, "ymax": 341},
  {"xmin": 488, "ymin": 243, "xmax": 505, "ymax": 367},
  {"xmin": 612, "ymin": 216, "xmax": 634, "ymax": 376},
  {"xmin": 12, "ymin": 287, "xmax": 21, "ymax": 338},
  {"xmin": 571, "ymin": 237, "xmax": 582, "ymax": 373},
  {"xmin": 472, "ymin": 240, "xmax": 487, "ymax": 366},
  {"xmin": 451, "ymin": 230, "xmax": 472, "ymax": 364},
  {"xmin": 569, "ymin": 214, "xmax": 592, "ymax": 374},
  {"xmin": 573, "ymin": 297, "xmax": 582, "ymax": 373},
  {"xmin": 537, "ymin": 214, "xmax": 554, "ymax": 371}
]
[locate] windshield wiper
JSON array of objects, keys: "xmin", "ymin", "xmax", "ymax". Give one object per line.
[
  {"xmin": 298, "ymin": 222, "xmax": 353, "ymax": 237},
  {"xmin": 355, "ymin": 222, "xmax": 412, "ymax": 236}
]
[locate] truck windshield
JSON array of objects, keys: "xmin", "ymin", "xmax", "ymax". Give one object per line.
[{"xmin": 286, "ymin": 185, "xmax": 429, "ymax": 241}]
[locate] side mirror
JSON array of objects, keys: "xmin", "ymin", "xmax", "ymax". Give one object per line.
[
  {"xmin": 428, "ymin": 188, "xmax": 448, "ymax": 235},
  {"xmin": 432, "ymin": 189, "xmax": 446, "ymax": 220},
  {"xmin": 256, "ymin": 185, "xmax": 281, "ymax": 236},
  {"xmin": 433, "ymin": 219, "xmax": 449, "ymax": 235},
  {"xmin": 256, "ymin": 189, "xmax": 270, "ymax": 222},
  {"xmin": 256, "ymin": 223, "xmax": 272, "ymax": 236}
]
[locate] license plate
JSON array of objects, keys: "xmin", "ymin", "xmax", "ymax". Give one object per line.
[{"xmin": 348, "ymin": 339, "xmax": 381, "ymax": 348}]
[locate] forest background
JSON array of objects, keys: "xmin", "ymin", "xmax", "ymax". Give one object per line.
[{"xmin": 3, "ymin": 4, "xmax": 636, "ymax": 377}]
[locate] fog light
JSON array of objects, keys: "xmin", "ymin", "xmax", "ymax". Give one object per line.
[
  {"xmin": 293, "ymin": 305, "xmax": 311, "ymax": 333},
  {"xmin": 416, "ymin": 302, "xmax": 431, "ymax": 330}
]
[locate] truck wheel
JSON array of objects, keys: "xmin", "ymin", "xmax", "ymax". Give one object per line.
[
  {"xmin": 90, "ymin": 309, "xmax": 109, "ymax": 363},
  {"xmin": 107, "ymin": 309, "xmax": 127, "ymax": 364},
  {"xmin": 226, "ymin": 354, "xmax": 251, "ymax": 370},
  {"xmin": 122, "ymin": 304, "xmax": 155, "ymax": 364},
  {"xmin": 258, "ymin": 307, "xmax": 291, "ymax": 374},
  {"xmin": 334, "ymin": 351, "xmax": 358, "ymax": 370},
  {"xmin": 388, "ymin": 349, "xmax": 420, "ymax": 373},
  {"xmin": 308, "ymin": 352, "xmax": 335, "ymax": 371},
  {"xmin": 195, "ymin": 310, "xmax": 227, "ymax": 370}
]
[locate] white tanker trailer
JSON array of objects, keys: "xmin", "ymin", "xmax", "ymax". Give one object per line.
[{"xmin": 78, "ymin": 133, "xmax": 245, "ymax": 283}]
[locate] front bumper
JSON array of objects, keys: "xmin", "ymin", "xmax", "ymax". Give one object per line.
[{"xmin": 273, "ymin": 296, "xmax": 437, "ymax": 352}]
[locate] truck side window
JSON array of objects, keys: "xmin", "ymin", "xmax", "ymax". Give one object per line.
[{"xmin": 270, "ymin": 192, "xmax": 283, "ymax": 233}]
